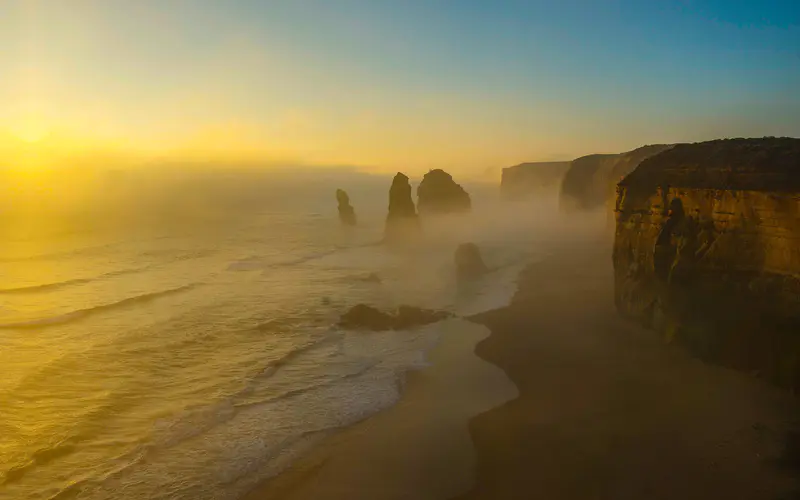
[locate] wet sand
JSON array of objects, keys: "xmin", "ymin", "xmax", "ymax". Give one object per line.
[
  {"xmin": 243, "ymin": 319, "xmax": 517, "ymax": 500},
  {"xmin": 245, "ymin": 241, "xmax": 800, "ymax": 500},
  {"xmin": 460, "ymin": 243, "xmax": 800, "ymax": 500}
]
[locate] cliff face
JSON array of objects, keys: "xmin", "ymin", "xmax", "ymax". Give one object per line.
[
  {"xmin": 560, "ymin": 145, "xmax": 673, "ymax": 211},
  {"xmin": 500, "ymin": 161, "xmax": 571, "ymax": 199},
  {"xmin": 613, "ymin": 138, "xmax": 800, "ymax": 388}
]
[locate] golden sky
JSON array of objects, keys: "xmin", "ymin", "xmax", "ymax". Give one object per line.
[{"xmin": 2, "ymin": 1, "xmax": 798, "ymax": 176}]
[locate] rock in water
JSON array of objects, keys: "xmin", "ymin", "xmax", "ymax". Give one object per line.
[
  {"xmin": 338, "ymin": 304, "xmax": 452, "ymax": 331},
  {"xmin": 417, "ymin": 169, "xmax": 471, "ymax": 215},
  {"xmin": 394, "ymin": 306, "xmax": 452, "ymax": 329},
  {"xmin": 339, "ymin": 304, "xmax": 395, "ymax": 330},
  {"xmin": 384, "ymin": 172, "xmax": 420, "ymax": 242},
  {"xmin": 455, "ymin": 243, "xmax": 488, "ymax": 278},
  {"xmin": 336, "ymin": 189, "xmax": 356, "ymax": 226}
]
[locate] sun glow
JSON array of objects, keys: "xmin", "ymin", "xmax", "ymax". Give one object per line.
[{"xmin": 12, "ymin": 123, "xmax": 52, "ymax": 144}]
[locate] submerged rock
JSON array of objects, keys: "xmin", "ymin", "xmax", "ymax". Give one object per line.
[
  {"xmin": 339, "ymin": 304, "xmax": 395, "ymax": 330},
  {"xmin": 455, "ymin": 243, "xmax": 488, "ymax": 278},
  {"xmin": 336, "ymin": 189, "xmax": 356, "ymax": 226},
  {"xmin": 394, "ymin": 306, "xmax": 452, "ymax": 329},
  {"xmin": 384, "ymin": 172, "xmax": 420, "ymax": 242},
  {"xmin": 360, "ymin": 272, "xmax": 381, "ymax": 283},
  {"xmin": 338, "ymin": 304, "xmax": 452, "ymax": 331},
  {"xmin": 417, "ymin": 169, "xmax": 471, "ymax": 215}
]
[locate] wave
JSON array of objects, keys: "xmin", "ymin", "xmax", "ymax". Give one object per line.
[
  {"xmin": 227, "ymin": 247, "xmax": 344, "ymax": 272},
  {"xmin": 228, "ymin": 238, "xmax": 386, "ymax": 273},
  {"xmin": 30, "ymin": 335, "xmax": 347, "ymax": 499},
  {"xmin": 0, "ymin": 284, "xmax": 201, "ymax": 330},
  {"xmin": 0, "ymin": 266, "xmax": 152, "ymax": 295},
  {"xmin": 0, "ymin": 241, "xmax": 118, "ymax": 264},
  {"xmin": 2, "ymin": 441, "xmax": 78, "ymax": 486},
  {"xmin": 233, "ymin": 360, "xmax": 377, "ymax": 410}
]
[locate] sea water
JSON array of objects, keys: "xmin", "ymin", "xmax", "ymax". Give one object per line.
[{"xmin": 0, "ymin": 167, "xmax": 547, "ymax": 500}]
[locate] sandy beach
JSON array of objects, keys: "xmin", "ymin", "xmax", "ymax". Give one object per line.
[
  {"xmin": 245, "ymin": 239, "xmax": 800, "ymax": 500},
  {"xmin": 243, "ymin": 318, "xmax": 517, "ymax": 500}
]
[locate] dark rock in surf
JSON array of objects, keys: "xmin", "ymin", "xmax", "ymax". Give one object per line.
[
  {"xmin": 339, "ymin": 304, "xmax": 395, "ymax": 330},
  {"xmin": 338, "ymin": 304, "xmax": 452, "ymax": 331},
  {"xmin": 417, "ymin": 169, "xmax": 471, "ymax": 215},
  {"xmin": 359, "ymin": 272, "xmax": 381, "ymax": 283},
  {"xmin": 394, "ymin": 306, "xmax": 452, "ymax": 329},
  {"xmin": 336, "ymin": 189, "xmax": 356, "ymax": 226},
  {"xmin": 384, "ymin": 172, "xmax": 420, "ymax": 242},
  {"xmin": 455, "ymin": 243, "xmax": 488, "ymax": 278}
]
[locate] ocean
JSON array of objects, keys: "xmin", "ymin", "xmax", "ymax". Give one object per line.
[{"xmin": 0, "ymin": 167, "xmax": 544, "ymax": 500}]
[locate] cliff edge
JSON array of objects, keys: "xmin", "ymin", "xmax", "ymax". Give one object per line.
[
  {"xmin": 500, "ymin": 161, "xmax": 571, "ymax": 200},
  {"xmin": 561, "ymin": 145, "xmax": 673, "ymax": 211},
  {"xmin": 613, "ymin": 137, "xmax": 800, "ymax": 388}
]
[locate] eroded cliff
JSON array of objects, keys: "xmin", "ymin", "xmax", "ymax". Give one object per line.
[
  {"xmin": 500, "ymin": 161, "xmax": 571, "ymax": 199},
  {"xmin": 613, "ymin": 137, "xmax": 800, "ymax": 388},
  {"xmin": 561, "ymin": 145, "xmax": 673, "ymax": 212}
]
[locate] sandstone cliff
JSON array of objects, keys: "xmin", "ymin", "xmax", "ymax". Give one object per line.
[
  {"xmin": 500, "ymin": 161, "xmax": 571, "ymax": 199},
  {"xmin": 612, "ymin": 137, "xmax": 800, "ymax": 388},
  {"xmin": 417, "ymin": 169, "xmax": 471, "ymax": 215},
  {"xmin": 560, "ymin": 145, "xmax": 673, "ymax": 211}
]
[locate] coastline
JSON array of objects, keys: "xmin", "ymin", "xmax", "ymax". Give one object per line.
[
  {"xmin": 459, "ymin": 243, "xmax": 800, "ymax": 499},
  {"xmin": 243, "ymin": 239, "xmax": 800, "ymax": 500},
  {"xmin": 242, "ymin": 318, "xmax": 517, "ymax": 500}
]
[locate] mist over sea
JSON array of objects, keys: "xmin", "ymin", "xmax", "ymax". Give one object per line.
[{"xmin": 0, "ymin": 166, "xmax": 555, "ymax": 500}]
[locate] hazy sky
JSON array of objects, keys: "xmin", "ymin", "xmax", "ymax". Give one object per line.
[{"xmin": 1, "ymin": 0, "xmax": 798, "ymax": 174}]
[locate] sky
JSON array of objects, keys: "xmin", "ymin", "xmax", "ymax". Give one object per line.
[{"xmin": 1, "ymin": 0, "xmax": 799, "ymax": 175}]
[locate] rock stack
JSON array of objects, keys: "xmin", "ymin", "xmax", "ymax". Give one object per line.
[
  {"xmin": 455, "ymin": 243, "xmax": 488, "ymax": 279},
  {"xmin": 336, "ymin": 189, "xmax": 356, "ymax": 226},
  {"xmin": 384, "ymin": 172, "xmax": 420, "ymax": 242},
  {"xmin": 417, "ymin": 169, "xmax": 471, "ymax": 215}
]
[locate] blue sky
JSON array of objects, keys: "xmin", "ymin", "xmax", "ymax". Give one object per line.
[{"xmin": 1, "ymin": 0, "xmax": 798, "ymax": 173}]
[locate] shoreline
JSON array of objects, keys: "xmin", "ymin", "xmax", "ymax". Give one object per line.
[
  {"xmin": 242, "ymin": 318, "xmax": 518, "ymax": 500},
  {"xmin": 243, "ymin": 240, "xmax": 800, "ymax": 500},
  {"xmin": 459, "ymin": 244, "xmax": 800, "ymax": 499}
]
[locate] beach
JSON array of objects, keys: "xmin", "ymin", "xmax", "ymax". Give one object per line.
[
  {"xmin": 245, "ymin": 238, "xmax": 800, "ymax": 500},
  {"xmin": 243, "ymin": 318, "xmax": 517, "ymax": 500}
]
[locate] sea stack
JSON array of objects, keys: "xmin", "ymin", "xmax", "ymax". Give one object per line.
[
  {"xmin": 612, "ymin": 137, "xmax": 800, "ymax": 389},
  {"xmin": 416, "ymin": 169, "xmax": 471, "ymax": 215},
  {"xmin": 336, "ymin": 189, "xmax": 356, "ymax": 226},
  {"xmin": 384, "ymin": 172, "xmax": 420, "ymax": 242},
  {"xmin": 454, "ymin": 243, "xmax": 488, "ymax": 279}
]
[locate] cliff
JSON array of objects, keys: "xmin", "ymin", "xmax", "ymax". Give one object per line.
[
  {"xmin": 500, "ymin": 161, "xmax": 571, "ymax": 199},
  {"xmin": 612, "ymin": 137, "xmax": 800, "ymax": 388},
  {"xmin": 560, "ymin": 145, "xmax": 673, "ymax": 211},
  {"xmin": 417, "ymin": 169, "xmax": 471, "ymax": 215}
]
